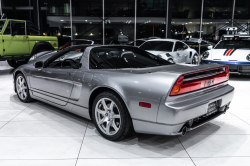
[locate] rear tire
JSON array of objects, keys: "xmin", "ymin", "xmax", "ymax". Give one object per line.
[
  {"xmin": 92, "ymin": 91, "xmax": 134, "ymax": 141},
  {"xmin": 36, "ymin": 48, "xmax": 50, "ymax": 53},
  {"xmin": 7, "ymin": 59, "xmax": 19, "ymax": 68}
]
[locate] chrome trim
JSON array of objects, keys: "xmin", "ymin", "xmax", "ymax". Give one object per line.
[{"xmin": 33, "ymin": 75, "xmax": 82, "ymax": 86}]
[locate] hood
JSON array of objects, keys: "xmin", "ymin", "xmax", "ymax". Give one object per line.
[
  {"xmin": 211, "ymin": 49, "xmax": 250, "ymax": 61},
  {"xmin": 146, "ymin": 50, "xmax": 170, "ymax": 55}
]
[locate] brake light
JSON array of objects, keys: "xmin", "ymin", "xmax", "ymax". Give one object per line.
[
  {"xmin": 53, "ymin": 43, "xmax": 56, "ymax": 45},
  {"xmin": 170, "ymin": 66, "xmax": 229, "ymax": 96}
]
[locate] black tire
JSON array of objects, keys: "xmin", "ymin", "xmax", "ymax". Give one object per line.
[
  {"xmin": 35, "ymin": 48, "xmax": 51, "ymax": 54},
  {"xmin": 7, "ymin": 59, "xmax": 19, "ymax": 68},
  {"xmin": 15, "ymin": 73, "xmax": 33, "ymax": 103},
  {"xmin": 192, "ymin": 54, "xmax": 199, "ymax": 65},
  {"xmin": 92, "ymin": 91, "xmax": 134, "ymax": 141}
]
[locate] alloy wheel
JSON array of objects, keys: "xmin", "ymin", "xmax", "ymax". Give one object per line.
[
  {"xmin": 95, "ymin": 98, "xmax": 121, "ymax": 136},
  {"xmin": 16, "ymin": 76, "xmax": 28, "ymax": 100}
]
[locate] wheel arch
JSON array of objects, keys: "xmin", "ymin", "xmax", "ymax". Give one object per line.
[
  {"xmin": 14, "ymin": 70, "xmax": 30, "ymax": 93},
  {"xmin": 88, "ymin": 86, "xmax": 130, "ymax": 120},
  {"xmin": 31, "ymin": 41, "xmax": 55, "ymax": 55}
]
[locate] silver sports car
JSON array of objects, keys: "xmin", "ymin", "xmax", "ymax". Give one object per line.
[{"xmin": 13, "ymin": 45, "xmax": 234, "ymax": 141}]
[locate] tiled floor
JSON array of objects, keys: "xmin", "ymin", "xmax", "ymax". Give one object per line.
[{"xmin": 0, "ymin": 67, "xmax": 250, "ymax": 166}]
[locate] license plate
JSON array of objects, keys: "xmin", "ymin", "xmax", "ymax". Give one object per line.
[{"xmin": 207, "ymin": 101, "xmax": 218, "ymax": 115}]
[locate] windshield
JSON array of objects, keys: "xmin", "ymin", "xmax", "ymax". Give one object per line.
[
  {"xmin": 139, "ymin": 41, "xmax": 174, "ymax": 52},
  {"xmin": 215, "ymin": 40, "xmax": 250, "ymax": 49},
  {"xmin": 0, "ymin": 20, "xmax": 5, "ymax": 32},
  {"xmin": 89, "ymin": 46, "xmax": 172, "ymax": 69}
]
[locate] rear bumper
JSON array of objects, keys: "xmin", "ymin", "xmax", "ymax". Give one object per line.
[
  {"xmin": 133, "ymin": 84, "xmax": 234, "ymax": 135},
  {"xmin": 201, "ymin": 59, "xmax": 250, "ymax": 75}
]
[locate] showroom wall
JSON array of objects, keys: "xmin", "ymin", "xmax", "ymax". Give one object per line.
[{"xmin": 0, "ymin": 0, "xmax": 250, "ymax": 44}]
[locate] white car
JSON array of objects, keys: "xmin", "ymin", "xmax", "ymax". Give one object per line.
[
  {"xmin": 139, "ymin": 39, "xmax": 199, "ymax": 64},
  {"xmin": 201, "ymin": 40, "xmax": 250, "ymax": 75}
]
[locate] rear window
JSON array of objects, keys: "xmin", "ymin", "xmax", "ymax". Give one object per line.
[
  {"xmin": 140, "ymin": 41, "xmax": 174, "ymax": 52},
  {"xmin": 89, "ymin": 46, "xmax": 171, "ymax": 69}
]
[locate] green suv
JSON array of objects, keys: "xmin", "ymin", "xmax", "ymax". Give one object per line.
[{"xmin": 0, "ymin": 19, "xmax": 58, "ymax": 68}]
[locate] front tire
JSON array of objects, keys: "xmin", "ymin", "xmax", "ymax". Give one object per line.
[
  {"xmin": 15, "ymin": 73, "xmax": 33, "ymax": 103},
  {"xmin": 92, "ymin": 91, "xmax": 133, "ymax": 141}
]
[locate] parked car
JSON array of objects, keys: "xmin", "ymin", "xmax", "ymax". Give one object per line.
[
  {"xmin": 14, "ymin": 45, "xmax": 234, "ymax": 141},
  {"xmin": 183, "ymin": 38, "xmax": 216, "ymax": 55},
  {"xmin": 59, "ymin": 39, "xmax": 94, "ymax": 50},
  {"xmin": 139, "ymin": 39, "xmax": 199, "ymax": 64},
  {"xmin": 127, "ymin": 37, "xmax": 161, "ymax": 46},
  {"xmin": 0, "ymin": 19, "xmax": 58, "ymax": 68},
  {"xmin": 201, "ymin": 39, "xmax": 250, "ymax": 75}
]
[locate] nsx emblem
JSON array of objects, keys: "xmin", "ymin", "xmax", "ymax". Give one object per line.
[{"xmin": 207, "ymin": 79, "xmax": 214, "ymax": 86}]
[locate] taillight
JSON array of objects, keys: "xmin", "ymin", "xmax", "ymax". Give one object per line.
[{"xmin": 170, "ymin": 66, "xmax": 229, "ymax": 96}]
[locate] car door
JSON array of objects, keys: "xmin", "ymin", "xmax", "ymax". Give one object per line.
[
  {"xmin": 173, "ymin": 42, "xmax": 189, "ymax": 63},
  {"xmin": 2, "ymin": 20, "xmax": 30, "ymax": 57},
  {"xmin": 30, "ymin": 50, "xmax": 83, "ymax": 105}
]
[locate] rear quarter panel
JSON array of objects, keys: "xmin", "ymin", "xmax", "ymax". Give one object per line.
[{"xmin": 73, "ymin": 69, "xmax": 178, "ymax": 123}]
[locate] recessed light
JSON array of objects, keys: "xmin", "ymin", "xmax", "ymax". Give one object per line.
[{"xmin": 60, "ymin": 20, "xmax": 64, "ymax": 21}]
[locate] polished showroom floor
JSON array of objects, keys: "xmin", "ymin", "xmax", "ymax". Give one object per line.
[{"xmin": 0, "ymin": 66, "xmax": 250, "ymax": 166}]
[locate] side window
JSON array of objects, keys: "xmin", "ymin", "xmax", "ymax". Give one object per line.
[
  {"xmin": 3, "ymin": 22, "xmax": 11, "ymax": 34},
  {"xmin": 11, "ymin": 21, "xmax": 25, "ymax": 35},
  {"xmin": 174, "ymin": 42, "xmax": 187, "ymax": 51},
  {"xmin": 47, "ymin": 49, "xmax": 85, "ymax": 69}
]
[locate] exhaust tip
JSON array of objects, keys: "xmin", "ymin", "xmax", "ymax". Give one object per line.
[{"xmin": 181, "ymin": 126, "xmax": 187, "ymax": 136}]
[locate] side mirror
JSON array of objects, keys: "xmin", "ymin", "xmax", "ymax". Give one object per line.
[
  {"xmin": 208, "ymin": 45, "xmax": 213, "ymax": 50},
  {"xmin": 34, "ymin": 61, "xmax": 44, "ymax": 69},
  {"xmin": 177, "ymin": 48, "xmax": 184, "ymax": 51}
]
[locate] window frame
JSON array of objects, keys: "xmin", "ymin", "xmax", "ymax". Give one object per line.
[{"xmin": 3, "ymin": 20, "xmax": 26, "ymax": 36}]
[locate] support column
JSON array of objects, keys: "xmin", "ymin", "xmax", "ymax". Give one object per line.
[
  {"xmin": 70, "ymin": 0, "xmax": 73, "ymax": 40},
  {"xmin": 165, "ymin": 0, "xmax": 172, "ymax": 38},
  {"xmin": 0, "ymin": 0, "xmax": 2, "ymax": 16},
  {"xmin": 198, "ymin": 0, "xmax": 204, "ymax": 56},
  {"xmin": 102, "ymin": 0, "xmax": 105, "ymax": 45},
  {"xmin": 134, "ymin": 0, "xmax": 137, "ymax": 46},
  {"xmin": 33, "ymin": 0, "xmax": 41, "ymax": 30},
  {"xmin": 232, "ymin": 0, "xmax": 236, "ymax": 27}
]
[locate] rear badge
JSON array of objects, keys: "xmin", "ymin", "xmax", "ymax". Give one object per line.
[{"xmin": 207, "ymin": 79, "xmax": 214, "ymax": 86}]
